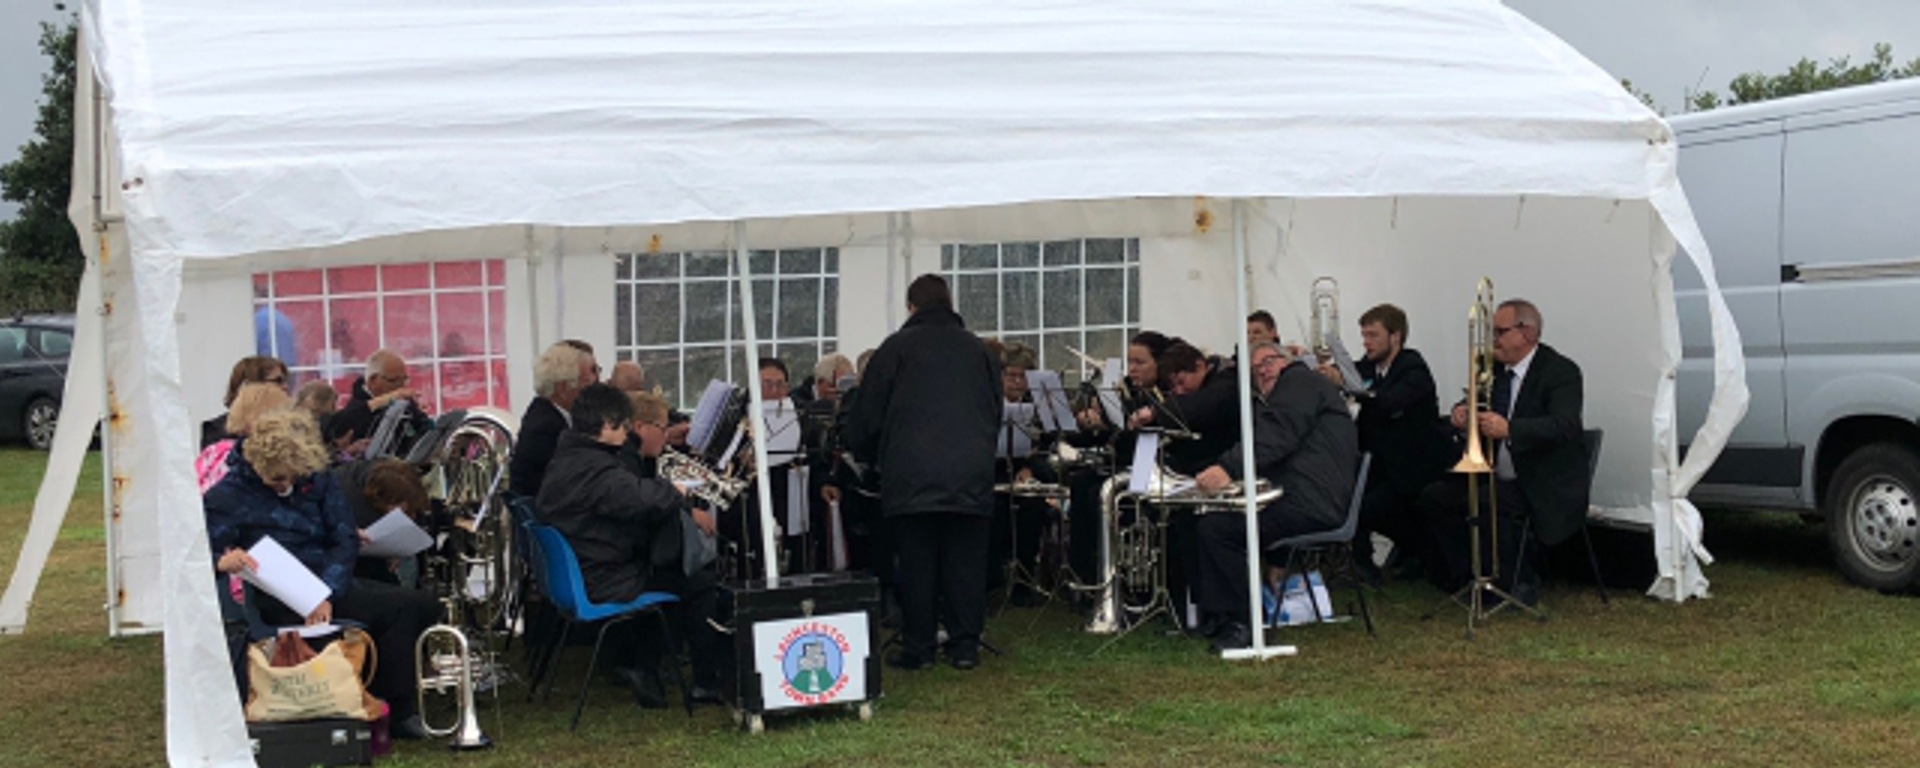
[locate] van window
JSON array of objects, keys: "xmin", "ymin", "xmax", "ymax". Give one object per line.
[
  {"xmin": 0, "ymin": 328, "xmax": 26, "ymax": 363},
  {"xmin": 36, "ymin": 329, "xmax": 73, "ymax": 357},
  {"xmin": 1785, "ymin": 115, "xmax": 1920, "ymax": 267}
]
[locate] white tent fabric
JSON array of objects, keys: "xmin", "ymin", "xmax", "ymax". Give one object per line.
[{"xmin": 42, "ymin": 0, "xmax": 1748, "ymax": 763}]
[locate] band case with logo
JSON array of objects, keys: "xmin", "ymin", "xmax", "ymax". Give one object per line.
[
  {"xmin": 726, "ymin": 571, "xmax": 881, "ymax": 733},
  {"xmin": 247, "ymin": 718, "xmax": 374, "ymax": 768}
]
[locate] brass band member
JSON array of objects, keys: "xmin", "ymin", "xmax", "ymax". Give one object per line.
[
  {"xmin": 989, "ymin": 341, "xmax": 1053, "ymax": 607},
  {"xmin": 327, "ymin": 349, "xmax": 435, "ymax": 455},
  {"xmin": 1418, "ymin": 299, "xmax": 1585, "ymax": 606},
  {"xmin": 1191, "ymin": 341, "xmax": 1359, "ymax": 653},
  {"xmin": 1127, "ymin": 340, "xmax": 1243, "ymax": 628},
  {"xmin": 846, "ymin": 274, "xmax": 1001, "ymax": 671},
  {"xmin": 510, "ymin": 341, "xmax": 601, "ymax": 498},
  {"xmin": 202, "ymin": 355, "xmax": 289, "ymax": 449},
  {"xmin": 1247, "ymin": 310, "xmax": 1279, "ymax": 348},
  {"xmin": 1319, "ymin": 304, "xmax": 1449, "ymax": 583},
  {"xmin": 1063, "ymin": 331, "xmax": 1172, "ymax": 587}
]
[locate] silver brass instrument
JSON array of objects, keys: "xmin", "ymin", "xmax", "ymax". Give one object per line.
[
  {"xmin": 414, "ymin": 407, "xmax": 517, "ymax": 750},
  {"xmin": 1310, "ymin": 276, "xmax": 1340, "ymax": 360},
  {"xmin": 659, "ymin": 448, "xmax": 751, "ymax": 509}
]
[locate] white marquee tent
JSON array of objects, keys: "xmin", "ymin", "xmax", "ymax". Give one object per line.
[{"xmin": 0, "ymin": 1, "xmax": 1747, "ymax": 765}]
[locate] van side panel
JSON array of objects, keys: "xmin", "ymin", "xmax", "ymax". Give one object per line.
[{"xmin": 1780, "ymin": 111, "xmax": 1920, "ymax": 504}]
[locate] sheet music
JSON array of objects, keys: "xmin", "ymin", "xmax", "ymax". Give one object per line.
[
  {"xmin": 240, "ymin": 535, "xmax": 331, "ymax": 618},
  {"xmin": 1326, "ymin": 336, "xmax": 1369, "ymax": 396},
  {"xmin": 761, "ymin": 400, "xmax": 803, "ymax": 467},
  {"xmin": 1099, "ymin": 358, "xmax": 1127, "ymax": 426},
  {"xmin": 1128, "ymin": 432, "xmax": 1160, "ymax": 494},
  {"xmin": 688, "ymin": 380, "xmax": 737, "ymax": 453},
  {"xmin": 717, "ymin": 427, "xmax": 747, "ymax": 471},
  {"xmin": 364, "ymin": 398, "xmax": 413, "ymax": 459},
  {"xmin": 998, "ymin": 403, "xmax": 1036, "ymax": 459},
  {"xmin": 359, "ymin": 508, "xmax": 433, "ymax": 559},
  {"xmin": 1025, "ymin": 370, "xmax": 1077, "ymax": 434},
  {"xmin": 785, "ymin": 465, "xmax": 810, "ymax": 535}
]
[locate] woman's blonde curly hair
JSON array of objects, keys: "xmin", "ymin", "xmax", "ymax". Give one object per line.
[{"xmin": 241, "ymin": 408, "xmax": 331, "ymax": 479}]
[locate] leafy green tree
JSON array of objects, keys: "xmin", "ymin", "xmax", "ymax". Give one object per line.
[
  {"xmin": 1690, "ymin": 43, "xmax": 1920, "ymax": 112},
  {"xmin": 0, "ymin": 19, "xmax": 82, "ymax": 314}
]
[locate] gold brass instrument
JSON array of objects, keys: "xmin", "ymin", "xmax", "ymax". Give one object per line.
[
  {"xmin": 415, "ymin": 407, "xmax": 517, "ymax": 750},
  {"xmin": 659, "ymin": 448, "xmax": 751, "ymax": 509},
  {"xmin": 1452, "ymin": 277, "xmax": 1497, "ymax": 476},
  {"xmin": 1310, "ymin": 276, "xmax": 1340, "ymax": 360}
]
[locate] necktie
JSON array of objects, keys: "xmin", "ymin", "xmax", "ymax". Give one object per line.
[{"xmin": 1491, "ymin": 367, "xmax": 1514, "ymax": 418}]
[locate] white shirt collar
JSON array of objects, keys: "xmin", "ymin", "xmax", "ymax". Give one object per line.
[
  {"xmin": 1508, "ymin": 346, "xmax": 1538, "ymax": 385},
  {"xmin": 546, "ymin": 396, "xmax": 572, "ymax": 427}
]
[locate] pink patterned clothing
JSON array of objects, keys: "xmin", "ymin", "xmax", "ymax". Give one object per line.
[{"xmin": 197, "ymin": 439, "xmax": 236, "ymax": 494}]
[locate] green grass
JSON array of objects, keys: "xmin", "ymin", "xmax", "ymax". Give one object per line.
[{"xmin": 3, "ymin": 447, "xmax": 1919, "ymax": 767}]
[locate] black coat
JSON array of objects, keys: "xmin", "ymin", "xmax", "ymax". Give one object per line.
[
  {"xmin": 1148, "ymin": 364, "xmax": 1243, "ymax": 477},
  {"xmin": 1353, "ymin": 349, "xmax": 1448, "ymax": 496},
  {"xmin": 537, "ymin": 431, "xmax": 684, "ymax": 603},
  {"xmin": 510, "ymin": 397, "xmax": 568, "ymax": 499},
  {"xmin": 1220, "ymin": 361, "xmax": 1359, "ymax": 531},
  {"xmin": 326, "ymin": 377, "xmax": 432, "ymax": 450},
  {"xmin": 1498, "ymin": 343, "xmax": 1588, "ymax": 547},
  {"xmin": 844, "ymin": 306, "xmax": 1002, "ymax": 518}
]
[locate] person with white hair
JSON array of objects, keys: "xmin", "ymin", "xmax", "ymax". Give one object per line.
[
  {"xmin": 509, "ymin": 341, "xmax": 600, "ymax": 498},
  {"xmin": 325, "ymin": 348, "xmax": 434, "ymax": 456}
]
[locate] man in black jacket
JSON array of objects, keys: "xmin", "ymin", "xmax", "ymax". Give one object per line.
[
  {"xmin": 1193, "ymin": 342, "xmax": 1359, "ymax": 653},
  {"xmin": 509, "ymin": 342, "xmax": 599, "ymax": 499},
  {"xmin": 1420, "ymin": 299, "xmax": 1585, "ymax": 605},
  {"xmin": 1321, "ymin": 304, "xmax": 1448, "ymax": 581},
  {"xmin": 1128, "ymin": 340, "xmax": 1242, "ymax": 628},
  {"xmin": 326, "ymin": 349, "xmax": 434, "ymax": 455},
  {"xmin": 845, "ymin": 274, "xmax": 1001, "ymax": 671},
  {"xmin": 538, "ymin": 384, "xmax": 724, "ymax": 707}
]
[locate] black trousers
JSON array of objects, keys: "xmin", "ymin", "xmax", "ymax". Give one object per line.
[
  {"xmin": 1163, "ymin": 506, "xmax": 1199, "ymax": 628},
  {"xmin": 1418, "ymin": 475, "xmax": 1535, "ymax": 593},
  {"xmin": 1356, "ymin": 479, "xmax": 1432, "ymax": 567},
  {"xmin": 257, "ymin": 578, "xmax": 440, "ymax": 721},
  {"xmin": 606, "ymin": 567, "xmax": 729, "ymax": 688},
  {"xmin": 1193, "ymin": 503, "xmax": 1333, "ymax": 625},
  {"xmin": 892, "ymin": 512, "xmax": 990, "ymax": 659},
  {"xmin": 1065, "ymin": 472, "xmax": 1109, "ymax": 587}
]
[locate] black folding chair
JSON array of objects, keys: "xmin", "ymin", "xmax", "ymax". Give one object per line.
[
  {"xmin": 1264, "ymin": 453, "xmax": 1376, "ymax": 636},
  {"xmin": 1514, "ymin": 429, "xmax": 1611, "ymax": 604}
]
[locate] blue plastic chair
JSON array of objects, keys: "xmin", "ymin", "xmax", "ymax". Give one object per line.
[{"xmin": 523, "ymin": 523, "xmax": 688, "ymax": 728}]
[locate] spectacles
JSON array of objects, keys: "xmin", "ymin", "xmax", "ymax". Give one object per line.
[
  {"xmin": 380, "ymin": 372, "xmax": 410, "ymax": 384},
  {"xmin": 1492, "ymin": 324, "xmax": 1527, "ymax": 338},
  {"xmin": 262, "ymin": 375, "xmax": 287, "ymax": 385}
]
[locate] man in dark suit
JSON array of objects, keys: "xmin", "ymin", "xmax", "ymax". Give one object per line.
[
  {"xmin": 509, "ymin": 341, "xmax": 600, "ymax": 499},
  {"xmin": 845, "ymin": 274, "xmax": 1001, "ymax": 671},
  {"xmin": 1420, "ymin": 299, "xmax": 1586, "ymax": 605},
  {"xmin": 1320, "ymin": 304, "xmax": 1449, "ymax": 582}
]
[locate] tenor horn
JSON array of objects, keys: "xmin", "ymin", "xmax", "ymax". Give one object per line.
[{"xmin": 1452, "ymin": 278, "xmax": 1497, "ymax": 475}]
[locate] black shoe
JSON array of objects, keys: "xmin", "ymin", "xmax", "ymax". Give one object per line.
[
  {"xmin": 689, "ymin": 685, "xmax": 726, "ymax": 705},
  {"xmin": 949, "ymin": 653, "xmax": 980, "ymax": 671},
  {"xmin": 885, "ymin": 650, "xmax": 935, "ymax": 671},
  {"xmin": 1354, "ymin": 557, "xmax": 1385, "ymax": 589},
  {"xmin": 1195, "ymin": 613, "xmax": 1226, "ymax": 640},
  {"xmin": 615, "ymin": 666, "xmax": 668, "ymax": 709},
  {"xmin": 389, "ymin": 714, "xmax": 430, "ymax": 741},
  {"xmin": 1208, "ymin": 622, "xmax": 1252, "ymax": 655}
]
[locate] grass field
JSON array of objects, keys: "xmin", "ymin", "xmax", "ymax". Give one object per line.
[{"xmin": 2, "ymin": 447, "xmax": 1918, "ymax": 767}]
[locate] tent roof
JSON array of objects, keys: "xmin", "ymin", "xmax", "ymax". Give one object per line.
[{"xmin": 87, "ymin": 0, "xmax": 1673, "ymax": 260}]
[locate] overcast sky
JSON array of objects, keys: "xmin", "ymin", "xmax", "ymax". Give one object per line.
[{"xmin": 3, "ymin": 1, "xmax": 1920, "ymax": 222}]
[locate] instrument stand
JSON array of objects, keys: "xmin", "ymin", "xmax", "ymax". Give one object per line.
[
  {"xmin": 1422, "ymin": 473, "xmax": 1547, "ymax": 638},
  {"xmin": 1092, "ymin": 507, "xmax": 1181, "ymax": 655}
]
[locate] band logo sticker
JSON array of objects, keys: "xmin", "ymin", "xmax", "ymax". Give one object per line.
[{"xmin": 752, "ymin": 612, "xmax": 869, "ymax": 710}]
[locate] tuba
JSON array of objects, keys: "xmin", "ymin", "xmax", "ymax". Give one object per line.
[
  {"xmin": 413, "ymin": 407, "xmax": 518, "ymax": 750},
  {"xmin": 1452, "ymin": 278, "xmax": 1497, "ymax": 475},
  {"xmin": 1310, "ymin": 277, "xmax": 1340, "ymax": 360},
  {"xmin": 658, "ymin": 448, "xmax": 750, "ymax": 510}
]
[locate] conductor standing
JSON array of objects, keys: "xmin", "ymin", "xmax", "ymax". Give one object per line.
[{"xmin": 846, "ymin": 274, "xmax": 1002, "ymax": 671}]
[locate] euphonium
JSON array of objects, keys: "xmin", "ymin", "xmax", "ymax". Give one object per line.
[
  {"xmin": 1310, "ymin": 276, "xmax": 1340, "ymax": 359},
  {"xmin": 659, "ymin": 448, "xmax": 750, "ymax": 509},
  {"xmin": 1452, "ymin": 277, "xmax": 1497, "ymax": 475}
]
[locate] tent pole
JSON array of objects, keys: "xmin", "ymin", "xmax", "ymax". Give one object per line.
[
  {"xmin": 732, "ymin": 222, "xmax": 782, "ymax": 587},
  {"xmin": 1221, "ymin": 199, "xmax": 1296, "ymax": 662},
  {"xmin": 523, "ymin": 225, "xmax": 542, "ymax": 355},
  {"xmin": 886, "ymin": 213, "xmax": 898, "ymax": 329}
]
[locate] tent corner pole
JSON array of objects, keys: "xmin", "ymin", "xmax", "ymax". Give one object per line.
[
  {"xmin": 1220, "ymin": 199, "xmax": 1296, "ymax": 662},
  {"xmin": 732, "ymin": 222, "xmax": 782, "ymax": 588}
]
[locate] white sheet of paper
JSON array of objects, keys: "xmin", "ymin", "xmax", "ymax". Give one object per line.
[
  {"xmin": 761, "ymin": 401, "xmax": 802, "ymax": 468},
  {"xmin": 1327, "ymin": 336, "xmax": 1369, "ymax": 397},
  {"xmin": 999, "ymin": 403, "xmax": 1036, "ymax": 458},
  {"xmin": 1128, "ymin": 432, "xmax": 1161, "ymax": 494},
  {"xmin": 717, "ymin": 427, "xmax": 747, "ymax": 471},
  {"xmin": 785, "ymin": 465, "xmax": 810, "ymax": 535},
  {"xmin": 241, "ymin": 535, "xmax": 331, "ymax": 618},
  {"xmin": 1099, "ymin": 358, "xmax": 1127, "ymax": 426},
  {"xmin": 359, "ymin": 508, "xmax": 434, "ymax": 559},
  {"xmin": 1025, "ymin": 370, "xmax": 1078, "ymax": 434},
  {"xmin": 274, "ymin": 623, "xmax": 342, "ymax": 639}
]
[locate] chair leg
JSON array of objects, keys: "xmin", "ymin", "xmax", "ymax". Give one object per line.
[
  {"xmin": 1347, "ymin": 546, "xmax": 1376, "ymax": 637},
  {"xmin": 1303, "ymin": 549, "xmax": 1329, "ymax": 625},
  {"xmin": 572, "ymin": 621, "xmax": 617, "ymax": 732},
  {"xmin": 1582, "ymin": 524, "xmax": 1610, "ymax": 605},
  {"xmin": 541, "ymin": 621, "xmax": 573, "ymax": 704}
]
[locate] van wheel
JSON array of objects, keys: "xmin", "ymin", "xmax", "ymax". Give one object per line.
[
  {"xmin": 1826, "ymin": 443, "xmax": 1920, "ymax": 592},
  {"xmin": 24, "ymin": 397, "xmax": 59, "ymax": 451}
]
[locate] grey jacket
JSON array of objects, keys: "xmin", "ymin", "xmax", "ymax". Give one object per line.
[{"xmin": 1219, "ymin": 361, "xmax": 1359, "ymax": 531}]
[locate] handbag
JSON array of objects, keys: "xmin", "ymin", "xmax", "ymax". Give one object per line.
[{"xmin": 245, "ymin": 627, "xmax": 384, "ymax": 722}]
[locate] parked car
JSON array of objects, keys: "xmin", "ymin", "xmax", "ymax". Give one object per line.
[
  {"xmin": 1672, "ymin": 79, "xmax": 1920, "ymax": 591},
  {"xmin": 0, "ymin": 314, "xmax": 73, "ymax": 450}
]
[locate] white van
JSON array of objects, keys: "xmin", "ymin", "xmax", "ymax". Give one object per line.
[{"xmin": 1673, "ymin": 78, "xmax": 1920, "ymax": 591}]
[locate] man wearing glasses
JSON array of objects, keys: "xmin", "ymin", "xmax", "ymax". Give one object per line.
[
  {"xmin": 1419, "ymin": 299, "xmax": 1585, "ymax": 607},
  {"xmin": 1190, "ymin": 340, "xmax": 1359, "ymax": 653},
  {"xmin": 327, "ymin": 348, "xmax": 434, "ymax": 455}
]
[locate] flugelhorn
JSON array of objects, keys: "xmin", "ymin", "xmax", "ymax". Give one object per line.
[
  {"xmin": 1452, "ymin": 277, "xmax": 1497, "ymax": 475},
  {"xmin": 1310, "ymin": 277, "xmax": 1340, "ymax": 360}
]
